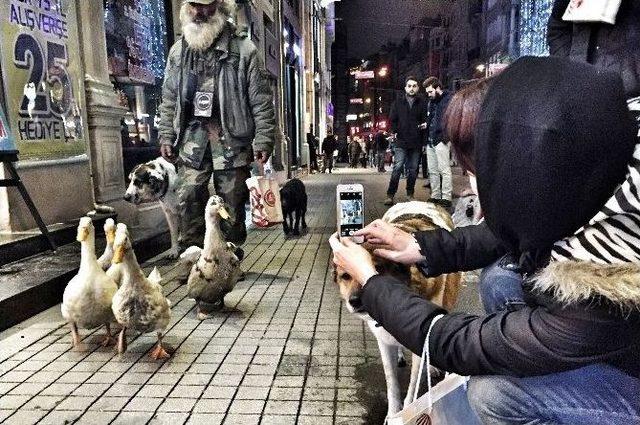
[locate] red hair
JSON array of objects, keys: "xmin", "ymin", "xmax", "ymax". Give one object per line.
[{"xmin": 444, "ymin": 79, "xmax": 492, "ymax": 174}]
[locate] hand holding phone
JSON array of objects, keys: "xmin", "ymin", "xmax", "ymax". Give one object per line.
[{"xmin": 336, "ymin": 184, "xmax": 365, "ymax": 244}]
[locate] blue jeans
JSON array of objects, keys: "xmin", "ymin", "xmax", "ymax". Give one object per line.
[
  {"xmin": 387, "ymin": 146, "xmax": 421, "ymax": 197},
  {"xmin": 478, "ymin": 255, "xmax": 527, "ymax": 313},
  {"xmin": 468, "ymin": 256, "xmax": 640, "ymax": 424}
]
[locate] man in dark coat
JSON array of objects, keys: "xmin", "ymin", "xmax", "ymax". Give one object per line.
[
  {"xmin": 423, "ymin": 77, "xmax": 453, "ymax": 208},
  {"xmin": 384, "ymin": 76, "xmax": 428, "ymax": 205},
  {"xmin": 306, "ymin": 125, "xmax": 319, "ymax": 173},
  {"xmin": 374, "ymin": 128, "xmax": 389, "ymax": 172},
  {"xmin": 548, "ymin": 0, "xmax": 640, "ymax": 99},
  {"xmin": 348, "ymin": 137, "xmax": 362, "ymax": 168},
  {"xmin": 321, "ymin": 132, "xmax": 337, "ymax": 173},
  {"xmin": 330, "ymin": 58, "xmax": 640, "ymax": 424}
]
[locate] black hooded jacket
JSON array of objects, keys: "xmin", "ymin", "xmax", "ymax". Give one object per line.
[
  {"xmin": 548, "ymin": 0, "xmax": 640, "ymax": 98},
  {"xmin": 361, "ymin": 57, "xmax": 640, "ymax": 378}
]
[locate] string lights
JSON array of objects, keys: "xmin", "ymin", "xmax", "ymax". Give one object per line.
[
  {"xmin": 148, "ymin": 0, "xmax": 168, "ymax": 80},
  {"xmin": 519, "ymin": 0, "xmax": 553, "ymax": 57}
]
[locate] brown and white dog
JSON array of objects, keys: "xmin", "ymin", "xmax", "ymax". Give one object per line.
[
  {"xmin": 124, "ymin": 157, "xmax": 180, "ymax": 259},
  {"xmin": 334, "ymin": 201, "xmax": 461, "ymax": 419}
]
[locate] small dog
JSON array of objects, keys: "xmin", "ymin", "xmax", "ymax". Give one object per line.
[
  {"xmin": 334, "ymin": 201, "xmax": 461, "ymax": 419},
  {"xmin": 124, "ymin": 157, "xmax": 180, "ymax": 259},
  {"xmin": 280, "ymin": 178, "xmax": 308, "ymax": 236}
]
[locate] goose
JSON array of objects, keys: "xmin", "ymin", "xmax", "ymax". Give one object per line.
[
  {"xmin": 111, "ymin": 224, "xmax": 172, "ymax": 360},
  {"xmin": 61, "ymin": 217, "xmax": 118, "ymax": 350},
  {"xmin": 97, "ymin": 218, "xmax": 116, "ymax": 270},
  {"xmin": 185, "ymin": 195, "xmax": 241, "ymax": 320}
]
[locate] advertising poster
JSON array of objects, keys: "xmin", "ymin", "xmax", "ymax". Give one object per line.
[
  {"xmin": 0, "ymin": 102, "xmax": 17, "ymax": 153},
  {"xmin": 0, "ymin": 0, "xmax": 86, "ymax": 160}
]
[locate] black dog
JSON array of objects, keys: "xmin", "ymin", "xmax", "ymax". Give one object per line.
[{"xmin": 280, "ymin": 179, "xmax": 308, "ymax": 236}]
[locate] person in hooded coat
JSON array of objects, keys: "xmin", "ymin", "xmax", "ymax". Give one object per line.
[{"xmin": 330, "ymin": 57, "xmax": 640, "ymax": 424}]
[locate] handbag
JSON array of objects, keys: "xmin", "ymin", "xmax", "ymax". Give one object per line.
[
  {"xmin": 245, "ymin": 162, "xmax": 284, "ymax": 228},
  {"xmin": 562, "ymin": 0, "xmax": 622, "ymax": 24},
  {"xmin": 387, "ymin": 316, "xmax": 482, "ymax": 425}
]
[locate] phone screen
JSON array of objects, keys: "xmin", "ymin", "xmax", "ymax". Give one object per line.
[{"xmin": 339, "ymin": 191, "xmax": 364, "ymax": 237}]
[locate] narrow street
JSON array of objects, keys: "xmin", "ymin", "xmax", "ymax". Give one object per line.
[{"xmin": 0, "ymin": 168, "xmax": 481, "ymax": 425}]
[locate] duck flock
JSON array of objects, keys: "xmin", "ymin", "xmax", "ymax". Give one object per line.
[{"xmin": 61, "ymin": 195, "xmax": 242, "ymax": 359}]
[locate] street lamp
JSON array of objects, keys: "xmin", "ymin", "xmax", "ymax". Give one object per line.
[
  {"xmin": 378, "ymin": 66, "xmax": 389, "ymax": 78},
  {"xmin": 365, "ymin": 98, "xmax": 371, "ymax": 104}
]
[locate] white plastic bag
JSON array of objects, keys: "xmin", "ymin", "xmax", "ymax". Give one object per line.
[
  {"xmin": 246, "ymin": 164, "xmax": 283, "ymax": 228},
  {"xmin": 387, "ymin": 315, "xmax": 481, "ymax": 425},
  {"xmin": 562, "ymin": 0, "xmax": 621, "ymax": 24}
]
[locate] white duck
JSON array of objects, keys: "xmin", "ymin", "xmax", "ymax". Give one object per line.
[
  {"xmin": 184, "ymin": 195, "xmax": 241, "ymax": 320},
  {"xmin": 97, "ymin": 218, "xmax": 116, "ymax": 271},
  {"xmin": 111, "ymin": 223, "xmax": 172, "ymax": 360},
  {"xmin": 61, "ymin": 217, "xmax": 118, "ymax": 350}
]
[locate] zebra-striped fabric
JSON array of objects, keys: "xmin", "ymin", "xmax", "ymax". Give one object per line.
[{"xmin": 551, "ymin": 143, "xmax": 640, "ymax": 264}]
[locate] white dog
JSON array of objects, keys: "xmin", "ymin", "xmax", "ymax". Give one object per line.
[
  {"xmin": 124, "ymin": 157, "xmax": 180, "ymax": 259},
  {"xmin": 334, "ymin": 202, "xmax": 461, "ymax": 419}
]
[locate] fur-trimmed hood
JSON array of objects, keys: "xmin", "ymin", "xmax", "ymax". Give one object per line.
[{"xmin": 533, "ymin": 261, "xmax": 640, "ymax": 310}]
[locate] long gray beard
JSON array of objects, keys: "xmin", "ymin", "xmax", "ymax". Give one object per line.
[{"xmin": 180, "ymin": 6, "xmax": 228, "ymax": 51}]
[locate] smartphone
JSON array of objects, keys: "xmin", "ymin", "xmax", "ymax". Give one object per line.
[{"xmin": 336, "ymin": 184, "xmax": 365, "ymax": 244}]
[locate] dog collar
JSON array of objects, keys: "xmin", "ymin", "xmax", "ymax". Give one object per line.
[{"xmin": 159, "ymin": 173, "xmax": 170, "ymax": 200}]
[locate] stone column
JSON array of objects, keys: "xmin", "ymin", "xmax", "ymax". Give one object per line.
[{"xmin": 75, "ymin": 0, "xmax": 134, "ymax": 218}]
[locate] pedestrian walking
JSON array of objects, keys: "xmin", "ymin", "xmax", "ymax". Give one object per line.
[
  {"xmin": 374, "ymin": 128, "xmax": 389, "ymax": 172},
  {"xmin": 321, "ymin": 132, "xmax": 337, "ymax": 173},
  {"xmin": 158, "ymin": 0, "xmax": 275, "ymax": 252},
  {"xmin": 423, "ymin": 76, "xmax": 453, "ymax": 208},
  {"xmin": 349, "ymin": 137, "xmax": 362, "ymax": 168},
  {"xmin": 307, "ymin": 125, "xmax": 319, "ymax": 173},
  {"xmin": 384, "ymin": 76, "xmax": 428, "ymax": 205}
]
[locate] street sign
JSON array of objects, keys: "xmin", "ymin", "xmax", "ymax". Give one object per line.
[
  {"xmin": 350, "ymin": 98, "xmax": 364, "ymax": 104},
  {"xmin": 355, "ymin": 71, "xmax": 375, "ymax": 80}
]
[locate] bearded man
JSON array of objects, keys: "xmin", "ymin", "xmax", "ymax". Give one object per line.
[{"xmin": 158, "ymin": 0, "xmax": 275, "ymax": 255}]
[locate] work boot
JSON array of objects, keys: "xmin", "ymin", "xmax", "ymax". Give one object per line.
[{"xmin": 383, "ymin": 197, "xmax": 394, "ymax": 206}]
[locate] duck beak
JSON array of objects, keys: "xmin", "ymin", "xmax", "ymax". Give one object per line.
[
  {"xmin": 106, "ymin": 230, "xmax": 116, "ymax": 245},
  {"xmin": 218, "ymin": 206, "xmax": 231, "ymax": 221},
  {"xmin": 113, "ymin": 245, "xmax": 125, "ymax": 264},
  {"xmin": 77, "ymin": 228, "xmax": 89, "ymax": 242}
]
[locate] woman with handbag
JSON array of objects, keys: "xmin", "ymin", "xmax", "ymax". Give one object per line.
[{"xmin": 329, "ymin": 57, "xmax": 640, "ymax": 424}]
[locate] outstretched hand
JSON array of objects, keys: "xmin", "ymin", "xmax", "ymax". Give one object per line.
[
  {"xmin": 354, "ymin": 220, "xmax": 425, "ymax": 265},
  {"xmin": 328, "ymin": 234, "xmax": 378, "ymax": 287}
]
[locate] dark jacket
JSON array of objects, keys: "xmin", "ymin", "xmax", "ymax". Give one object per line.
[
  {"xmin": 361, "ymin": 57, "xmax": 640, "ymax": 379},
  {"xmin": 427, "ymin": 90, "xmax": 452, "ymax": 146},
  {"xmin": 348, "ymin": 140, "xmax": 362, "ymax": 156},
  {"xmin": 547, "ymin": 0, "xmax": 640, "ymax": 98},
  {"xmin": 374, "ymin": 132, "xmax": 389, "ymax": 152},
  {"xmin": 321, "ymin": 135, "xmax": 337, "ymax": 155},
  {"xmin": 158, "ymin": 23, "xmax": 276, "ymax": 165},
  {"xmin": 389, "ymin": 96, "xmax": 428, "ymax": 149}
]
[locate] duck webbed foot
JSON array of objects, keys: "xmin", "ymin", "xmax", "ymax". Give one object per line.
[
  {"xmin": 100, "ymin": 323, "xmax": 117, "ymax": 347},
  {"xmin": 69, "ymin": 322, "xmax": 88, "ymax": 351},
  {"xmin": 149, "ymin": 333, "xmax": 170, "ymax": 360}
]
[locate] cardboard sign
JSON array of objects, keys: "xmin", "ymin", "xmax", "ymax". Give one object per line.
[{"xmin": 0, "ymin": 0, "xmax": 86, "ymax": 160}]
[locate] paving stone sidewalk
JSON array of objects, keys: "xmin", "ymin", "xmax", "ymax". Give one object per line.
[{"xmin": 0, "ymin": 167, "xmax": 480, "ymax": 425}]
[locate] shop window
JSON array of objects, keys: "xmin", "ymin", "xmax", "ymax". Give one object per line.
[{"xmin": 105, "ymin": 0, "xmax": 169, "ymax": 180}]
